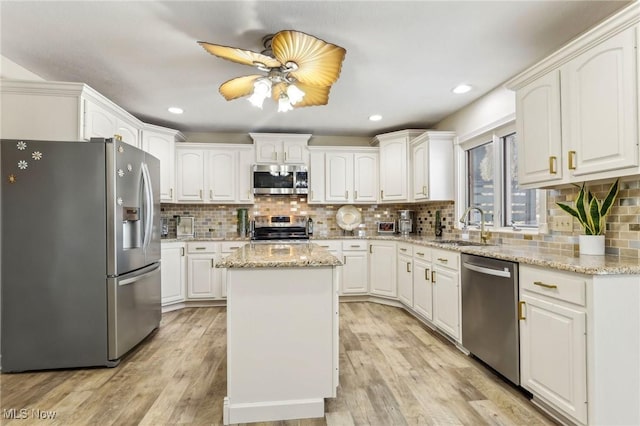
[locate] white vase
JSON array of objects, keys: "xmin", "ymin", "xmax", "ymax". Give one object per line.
[{"xmin": 579, "ymin": 235, "xmax": 605, "ymax": 256}]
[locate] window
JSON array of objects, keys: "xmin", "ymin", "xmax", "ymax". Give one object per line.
[{"xmin": 462, "ymin": 124, "xmax": 539, "ymax": 229}]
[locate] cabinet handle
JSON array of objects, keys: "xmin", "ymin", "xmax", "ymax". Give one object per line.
[
  {"xmin": 380, "ymin": 190, "xmax": 384, "ymax": 199},
  {"xmin": 210, "ymin": 189, "xmax": 213, "ymax": 200},
  {"xmin": 369, "ymin": 245, "xmax": 373, "ymax": 254},
  {"xmin": 195, "ymin": 247, "xmax": 206, "ymax": 250},
  {"xmin": 406, "ymin": 263, "xmax": 411, "ymax": 273},
  {"xmin": 345, "ymin": 190, "xmax": 348, "ymax": 199},
  {"xmin": 350, "ymin": 244, "xmax": 360, "ymax": 248},
  {"xmin": 533, "ymin": 281, "xmax": 558, "ymax": 289},
  {"xmin": 114, "ymin": 134, "xmax": 123, "ymax": 141},
  {"xmin": 199, "ymin": 189, "xmax": 203, "ymax": 199},
  {"xmin": 180, "ymin": 247, "xmax": 185, "ymax": 256},
  {"xmin": 431, "ymin": 270, "xmax": 436, "ymax": 283},
  {"xmin": 549, "ymin": 156, "xmax": 557, "ymax": 174},
  {"xmin": 284, "ymin": 152, "xmax": 287, "ymax": 162},
  {"xmin": 310, "ymin": 190, "xmax": 314, "ymax": 200},
  {"xmin": 437, "ymin": 257, "xmax": 448, "ymax": 263},
  {"xmin": 170, "ymin": 188, "xmax": 174, "ymax": 198},
  {"xmin": 423, "ymin": 186, "xmax": 427, "ymax": 196},
  {"xmin": 355, "ymin": 190, "xmax": 358, "ymax": 199},
  {"xmin": 518, "ymin": 301, "xmax": 526, "ymax": 320},
  {"xmin": 416, "ymin": 252, "xmax": 425, "ymax": 256},
  {"xmin": 321, "ymin": 245, "xmax": 330, "ymax": 248},
  {"xmin": 274, "ymin": 152, "xmax": 278, "ymax": 161},
  {"xmin": 343, "ymin": 256, "xmax": 346, "ymax": 264},
  {"xmin": 400, "ymin": 248, "xmax": 407, "ymax": 252},
  {"xmin": 229, "ymin": 246, "xmax": 239, "ymax": 250},
  {"xmin": 425, "ymin": 268, "xmax": 430, "ymax": 280},
  {"xmin": 568, "ymin": 150, "xmax": 577, "ymax": 170},
  {"xmin": 211, "ymin": 259, "xmax": 215, "ymax": 268}
]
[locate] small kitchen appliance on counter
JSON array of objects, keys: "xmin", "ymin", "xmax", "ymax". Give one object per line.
[
  {"xmin": 398, "ymin": 210, "xmax": 416, "ymax": 235},
  {"xmin": 176, "ymin": 216, "xmax": 195, "ymax": 239},
  {"xmin": 251, "ymin": 215, "xmax": 309, "ymax": 241}
]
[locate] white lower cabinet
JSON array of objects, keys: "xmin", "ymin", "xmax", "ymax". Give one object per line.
[
  {"xmin": 368, "ymin": 241, "xmax": 397, "ymax": 298},
  {"xmin": 519, "ymin": 265, "xmax": 587, "ymax": 425},
  {"xmin": 160, "ymin": 242, "xmax": 186, "ymax": 305},
  {"xmin": 220, "ymin": 242, "xmax": 245, "ymax": 298},
  {"xmin": 397, "ymin": 243, "xmax": 413, "ymax": 306},
  {"xmin": 186, "ymin": 242, "xmax": 222, "ymax": 299},
  {"xmin": 431, "ymin": 249, "xmax": 461, "ymax": 341},
  {"xmin": 412, "ymin": 248, "xmax": 433, "ymax": 320},
  {"xmin": 341, "ymin": 240, "xmax": 368, "ymax": 295}
]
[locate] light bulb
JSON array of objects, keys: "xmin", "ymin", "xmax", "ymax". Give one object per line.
[
  {"xmin": 248, "ymin": 78, "xmax": 272, "ymax": 108},
  {"xmin": 286, "ymin": 84, "xmax": 305, "ymax": 105},
  {"xmin": 278, "ymin": 94, "xmax": 293, "ymax": 112}
]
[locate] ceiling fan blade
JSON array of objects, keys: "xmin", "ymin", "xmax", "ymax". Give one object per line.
[
  {"xmin": 219, "ymin": 75, "xmax": 262, "ymax": 101},
  {"xmin": 271, "ymin": 30, "xmax": 346, "ymax": 87},
  {"xmin": 198, "ymin": 41, "xmax": 281, "ymax": 68}
]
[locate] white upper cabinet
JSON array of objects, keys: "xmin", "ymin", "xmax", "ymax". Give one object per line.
[
  {"xmin": 0, "ymin": 80, "xmax": 143, "ymax": 145},
  {"xmin": 507, "ymin": 12, "xmax": 640, "ymax": 188},
  {"xmin": 175, "ymin": 143, "xmax": 255, "ymax": 204},
  {"xmin": 250, "ymin": 133, "xmax": 311, "ymax": 164},
  {"xmin": 410, "ymin": 131, "xmax": 455, "ymax": 201},
  {"xmin": 142, "ymin": 124, "xmax": 185, "ymax": 203},
  {"xmin": 310, "ymin": 147, "xmax": 379, "ymax": 204},
  {"xmin": 561, "ymin": 27, "xmax": 638, "ymax": 177},
  {"xmin": 373, "ymin": 130, "xmax": 424, "ymax": 202}
]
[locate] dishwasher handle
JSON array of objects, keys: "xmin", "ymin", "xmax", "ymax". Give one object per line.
[{"xmin": 463, "ymin": 261, "xmax": 511, "ymax": 278}]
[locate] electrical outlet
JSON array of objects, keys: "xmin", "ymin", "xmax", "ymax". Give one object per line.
[{"xmin": 551, "ymin": 216, "xmax": 573, "ymax": 232}]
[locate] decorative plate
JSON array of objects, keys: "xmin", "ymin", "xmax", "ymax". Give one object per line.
[{"xmin": 336, "ymin": 205, "xmax": 362, "ymax": 231}]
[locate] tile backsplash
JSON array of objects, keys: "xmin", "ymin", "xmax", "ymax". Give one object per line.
[{"xmin": 162, "ymin": 177, "xmax": 640, "ymax": 259}]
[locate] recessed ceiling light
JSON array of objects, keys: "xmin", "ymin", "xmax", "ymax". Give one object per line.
[
  {"xmin": 452, "ymin": 84, "xmax": 472, "ymax": 94},
  {"xmin": 369, "ymin": 114, "xmax": 382, "ymax": 122},
  {"xmin": 168, "ymin": 107, "xmax": 184, "ymax": 114}
]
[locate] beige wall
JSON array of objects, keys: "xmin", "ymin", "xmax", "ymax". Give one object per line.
[
  {"xmin": 0, "ymin": 56, "xmax": 44, "ymax": 81},
  {"xmin": 183, "ymin": 132, "xmax": 372, "ymax": 146}
]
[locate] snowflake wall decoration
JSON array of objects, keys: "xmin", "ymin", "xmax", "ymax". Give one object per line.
[
  {"xmin": 17, "ymin": 160, "xmax": 28, "ymax": 170},
  {"xmin": 8, "ymin": 174, "xmax": 16, "ymax": 184},
  {"xmin": 16, "ymin": 141, "xmax": 27, "ymax": 150},
  {"xmin": 32, "ymin": 151, "xmax": 43, "ymax": 160}
]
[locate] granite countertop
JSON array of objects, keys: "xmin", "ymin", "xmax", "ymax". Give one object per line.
[
  {"xmin": 216, "ymin": 242, "xmax": 342, "ymax": 269},
  {"xmin": 163, "ymin": 235, "xmax": 640, "ymax": 275}
]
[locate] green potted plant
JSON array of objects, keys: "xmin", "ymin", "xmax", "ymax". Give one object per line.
[{"xmin": 556, "ymin": 179, "xmax": 619, "ymax": 255}]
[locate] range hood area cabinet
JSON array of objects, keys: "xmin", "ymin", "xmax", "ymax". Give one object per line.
[
  {"xmin": 506, "ymin": 6, "xmax": 640, "ymax": 188},
  {"xmin": 250, "ymin": 132, "xmax": 311, "ymax": 165},
  {"xmin": 175, "ymin": 143, "xmax": 254, "ymax": 204},
  {"xmin": 372, "ymin": 129, "xmax": 455, "ymax": 203}
]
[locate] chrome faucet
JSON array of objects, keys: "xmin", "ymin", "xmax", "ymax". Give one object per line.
[{"xmin": 459, "ymin": 206, "xmax": 491, "ymax": 243}]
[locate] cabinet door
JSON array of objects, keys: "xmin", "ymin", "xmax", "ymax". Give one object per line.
[
  {"xmin": 187, "ymin": 255, "xmax": 220, "ymax": 298},
  {"xmin": 176, "ymin": 149, "xmax": 205, "ymax": 202},
  {"xmin": 115, "ymin": 117, "xmax": 140, "ymax": 148},
  {"xmin": 412, "ymin": 141, "xmax": 428, "ymax": 200},
  {"xmin": 160, "ymin": 244, "xmax": 185, "ymax": 305},
  {"xmin": 369, "ymin": 243, "xmax": 397, "ymax": 297},
  {"xmin": 432, "ymin": 266, "xmax": 460, "ymax": 340},
  {"xmin": 237, "ymin": 147, "xmax": 254, "ymax": 203},
  {"xmin": 342, "ymin": 251, "xmax": 368, "ymax": 294},
  {"xmin": 207, "ymin": 149, "xmax": 236, "ymax": 202},
  {"xmin": 255, "ymin": 140, "xmax": 280, "ymax": 163},
  {"xmin": 516, "ymin": 70, "xmax": 563, "ymax": 185},
  {"xmin": 143, "ymin": 131, "xmax": 175, "ymax": 202},
  {"xmin": 413, "ymin": 259, "xmax": 432, "ymax": 320},
  {"xmin": 353, "ymin": 152, "xmax": 378, "ymax": 203},
  {"xmin": 561, "ymin": 27, "xmax": 638, "ymax": 177},
  {"xmin": 325, "ymin": 152, "xmax": 353, "ymax": 202},
  {"xmin": 379, "ymin": 139, "xmax": 408, "ymax": 201},
  {"xmin": 308, "ymin": 151, "xmax": 325, "ymax": 204},
  {"xmin": 283, "ymin": 140, "xmax": 308, "ymax": 164},
  {"xmin": 84, "ymin": 100, "xmax": 117, "ymax": 140},
  {"xmin": 520, "ymin": 293, "xmax": 587, "ymax": 424},
  {"xmin": 397, "ymin": 254, "xmax": 413, "ymax": 306}
]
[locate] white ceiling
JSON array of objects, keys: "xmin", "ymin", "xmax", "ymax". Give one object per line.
[{"xmin": 0, "ymin": 1, "xmax": 633, "ymax": 137}]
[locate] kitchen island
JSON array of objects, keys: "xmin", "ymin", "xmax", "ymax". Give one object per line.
[{"xmin": 217, "ymin": 243, "xmax": 341, "ymax": 425}]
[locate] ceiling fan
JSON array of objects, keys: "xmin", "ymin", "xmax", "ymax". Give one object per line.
[{"xmin": 198, "ymin": 30, "xmax": 346, "ymax": 112}]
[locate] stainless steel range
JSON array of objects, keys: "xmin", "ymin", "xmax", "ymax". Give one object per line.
[{"xmin": 251, "ymin": 215, "xmax": 310, "ymax": 241}]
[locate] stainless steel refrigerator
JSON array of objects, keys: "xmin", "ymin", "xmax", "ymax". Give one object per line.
[{"xmin": 0, "ymin": 138, "xmax": 161, "ymax": 372}]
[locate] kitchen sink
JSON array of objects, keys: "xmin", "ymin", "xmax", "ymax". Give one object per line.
[{"xmin": 435, "ymin": 239, "xmax": 494, "ymax": 247}]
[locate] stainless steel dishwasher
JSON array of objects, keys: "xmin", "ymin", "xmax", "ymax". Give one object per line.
[{"xmin": 461, "ymin": 254, "xmax": 520, "ymax": 385}]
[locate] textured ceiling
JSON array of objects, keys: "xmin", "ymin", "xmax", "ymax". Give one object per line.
[{"xmin": 0, "ymin": 1, "xmax": 633, "ymax": 136}]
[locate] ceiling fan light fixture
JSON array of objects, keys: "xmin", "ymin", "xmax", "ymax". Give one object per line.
[
  {"xmin": 277, "ymin": 93, "xmax": 294, "ymax": 113},
  {"xmin": 248, "ymin": 78, "xmax": 272, "ymax": 108},
  {"xmin": 286, "ymin": 84, "xmax": 305, "ymax": 105}
]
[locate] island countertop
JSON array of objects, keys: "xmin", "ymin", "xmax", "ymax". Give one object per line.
[{"xmin": 216, "ymin": 242, "xmax": 342, "ymax": 268}]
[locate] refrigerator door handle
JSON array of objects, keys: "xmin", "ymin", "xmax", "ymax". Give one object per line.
[{"xmin": 141, "ymin": 163, "xmax": 154, "ymax": 249}]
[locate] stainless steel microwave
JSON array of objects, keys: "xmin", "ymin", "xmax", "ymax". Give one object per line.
[{"xmin": 252, "ymin": 164, "xmax": 309, "ymax": 195}]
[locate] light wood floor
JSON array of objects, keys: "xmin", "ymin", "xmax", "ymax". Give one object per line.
[{"xmin": 0, "ymin": 302, "xmax": 556, "ymax": 425}]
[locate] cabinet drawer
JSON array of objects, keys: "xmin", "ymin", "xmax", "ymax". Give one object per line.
[
  {"xmin": 397, "ymin": 242, "xmax": 413, "ymax": 256},
  {"xmin": 315, "ymin": 240, "xmax": 342, "ymax": 252},
  {"xmin": 412, "ymin": 246, "xmax": 431, "ymax": 260},
  {"xmin": 220, "ymin": 241, "xmax": 245, "ymax": 253},
  {"xmin": 342, "ymin": 240, "xmax": 367, "ymax": 251},
  {"xmin": 432, "ymin": 248, "xmax": 459, "ymax": 270},
  {"xmin": 187, "ymin": 242, "xmax": 219, "ymax": 254},
  {"xmin": 520, "ymin": 265, "xmax": 586, "ymax": 306}
]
